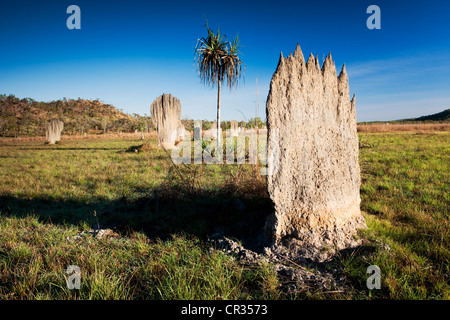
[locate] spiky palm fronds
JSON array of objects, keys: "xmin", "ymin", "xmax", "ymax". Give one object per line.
[
  {"xmin": 194, "ymin": 19, "xmax": 245, "ymax": 147},
  {"xmin": 194, "ymin": 21, "xmax": 244, "ymax": 89},
  {"xmin": 224, "ymin": 33, "xmax": 244, "ymax": 89}
]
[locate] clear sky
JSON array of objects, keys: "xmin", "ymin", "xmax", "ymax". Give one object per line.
[{"xmin": 0, "ymin": 0, "xmax": 449, "ymax": 122}]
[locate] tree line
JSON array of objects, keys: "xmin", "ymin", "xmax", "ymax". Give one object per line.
[{"xmin": 0, "ymin": 94, "xmax": 266, "ymax": 138}]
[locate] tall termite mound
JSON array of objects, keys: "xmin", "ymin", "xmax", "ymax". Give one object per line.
[
  {"xmin": 150, "ymin": 94, "xmax": 184, "ymax": 149},
  {"xmin": 265, "ymin": 44, "xmax": 366, "ymax": 261},
  {"xmin": 46, "ymin": 119, "xmax": 64, "ymax": 144}
]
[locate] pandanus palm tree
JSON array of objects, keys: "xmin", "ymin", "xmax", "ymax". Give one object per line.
[{"xmin": 195, "ymin": 21, "xmax": 244, "ymax": 148}]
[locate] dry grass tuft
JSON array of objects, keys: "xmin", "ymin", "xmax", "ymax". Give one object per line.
[{"xmin": 222, "ymin": 164, "xmax": 267, "ymax": 199}]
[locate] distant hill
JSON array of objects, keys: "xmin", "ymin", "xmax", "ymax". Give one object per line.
[
  {"xmin": 358, "ymin": 108, "xmax": 450, "ymax": 125},
  {"xmin": 400, "ymin": 109, "xmax": 450, "ymax": 122},
  {"xmin": 0, "ymin": 94, "xmax": 153, "ymax": 137}
]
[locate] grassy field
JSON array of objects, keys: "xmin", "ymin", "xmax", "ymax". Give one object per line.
[{"xmin": 0, "ymin": 131, "xmax": 448, "ymax": 299}]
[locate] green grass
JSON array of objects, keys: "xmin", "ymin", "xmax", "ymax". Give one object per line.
[
  {"xmin": 0, "ymin": 132, "xmax": 449, "ymax": 299},
  {"xmin": 345, "ymin": 132, "xmax": 450, "ymax": 299},
  {"xmin": 0, "ymin": 214, "xmax": 278, "ymax": 299}
]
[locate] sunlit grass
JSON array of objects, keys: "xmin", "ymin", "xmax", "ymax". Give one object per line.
[
  {"xmin": 346, "ymin": 132, "xmax": 450, "ymax": 299},
  {"xmin": 0, "ymin": 131, "xmax": 449, "ymax": 299}
]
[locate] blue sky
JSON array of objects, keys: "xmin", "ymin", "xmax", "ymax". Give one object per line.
[{"xmin": 0, "ymin": 0, "xmax": 449, "ymax": 122}]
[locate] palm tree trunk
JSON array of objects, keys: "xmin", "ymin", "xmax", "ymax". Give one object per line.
[{"xmin": 216, "ymin": 80, "xmax": 221, "ymax": 148}]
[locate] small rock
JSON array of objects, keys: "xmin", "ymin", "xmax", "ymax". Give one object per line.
[{"xmin": 206, "ymin": 234, "xmax": 346, "ymax": 294}]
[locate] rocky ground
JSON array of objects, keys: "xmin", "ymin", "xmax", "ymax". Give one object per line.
[{"xmin": 207, "ymin": 233, "xmax": 354, "ymax": 295}]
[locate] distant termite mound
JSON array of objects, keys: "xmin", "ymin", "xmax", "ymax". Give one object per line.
[
  {"xmin": 150, "ymin": 94, "xmax": 184, "ymax": 149},
  {"xmin": 265, "ymin": 44, "xmax": 366, "ymax": 261},
  {"xmin": 45, "ymin": 119, "xmax": 64, "ymax": 145},
  {"xmin": 230, "ymin": 120, "xmax": 239, "ymax": 137}
]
